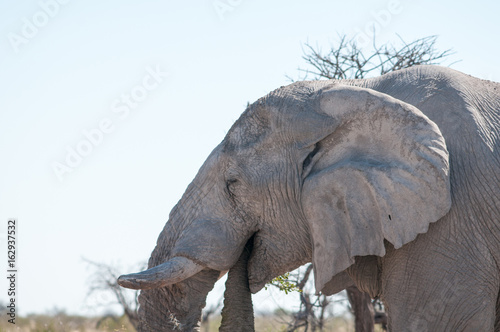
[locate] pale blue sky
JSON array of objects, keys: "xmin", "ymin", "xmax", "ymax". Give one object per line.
[{"xmin": 1, "ymin": 0, "xmax": 499, "ymax": 315}]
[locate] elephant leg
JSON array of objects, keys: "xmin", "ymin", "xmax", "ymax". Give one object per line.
[{"xmin": 219, "ymin": 240, "xmax": 255, "ymax": 332}]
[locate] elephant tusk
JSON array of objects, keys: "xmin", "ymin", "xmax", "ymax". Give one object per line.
[
  {"xmin": 218, "ymin": 270, "xmax": 229, "ymax": 280},
  {"xmin": 117, "ymin": 256, "xmax": 204, "ymax": 290}
]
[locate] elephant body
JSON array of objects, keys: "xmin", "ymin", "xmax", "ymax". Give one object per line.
[
  {"xmin": 352, "ymin": 68, "xmax": 500, "ymax": 331},
  {"xmin": 119, "ymin": 66, "xmax": 500, "ymax": 331}
]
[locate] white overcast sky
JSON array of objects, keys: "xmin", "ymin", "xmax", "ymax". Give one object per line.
[{"xmin": 1, "ymin": 0, "xmax": 499, "ymax": 316}]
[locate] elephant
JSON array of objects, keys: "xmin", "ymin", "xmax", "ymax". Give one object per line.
[{"xmin": 118, "ymin": 65, "xmax": 500, "ymax": 331}]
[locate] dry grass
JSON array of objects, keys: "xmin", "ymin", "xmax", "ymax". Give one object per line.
[
  {"xmin": 0, "ymin": 312, "xmax": 386, "ymax": 332},
  {"xmin": 203, "ymin": 314, "xmax": 356, "ymax": 332},
  {"xmin": 0, "ymin": 313, "xmax": 134, "ymax": 332}
]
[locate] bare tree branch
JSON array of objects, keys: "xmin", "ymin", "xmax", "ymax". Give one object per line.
[
  {"xmin": 293, "ymin": 34, "xmax": 456, "ymax": 81},
  {"xmin": 83, "ymin": 258, "xmax": 144, "ymax": 330}
]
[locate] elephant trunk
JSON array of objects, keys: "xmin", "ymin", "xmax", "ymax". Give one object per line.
[
  {"xmin": 120, "ymin": 211, "xmax": 223, "ymax": 331},
  {"xmin": 136, "ymin": 269, "xmax": 220, "ymax": 331},
  {"xmin": 219, "ymin": 239, "xmax": 255, "ymax": 332},
  {"xmin": 133, "ymin": 218, "xmax": 212, "ymax": 330}
]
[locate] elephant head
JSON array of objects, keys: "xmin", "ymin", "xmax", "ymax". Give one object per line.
[{"xmin": 118, "ymin": 82, "xmax": 451, "ymax": 331}]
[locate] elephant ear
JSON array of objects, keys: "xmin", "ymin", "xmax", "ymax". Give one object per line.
[{"xmin": 302, "ymin": 85, "xmax": 451, "ymax": 293}]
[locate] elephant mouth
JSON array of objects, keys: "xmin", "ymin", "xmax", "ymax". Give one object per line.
[{"xmin": 247, "ymin": 229, "xmax": 310, "ymax": 293}]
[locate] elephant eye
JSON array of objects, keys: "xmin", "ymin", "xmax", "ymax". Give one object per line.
[
  {"xmin": 226, "ymin": 179, "xmax": 238, "ymax": 196},
  {"xmin": 303, "ymin": 143, "xmax": 320, "ymax": 171}
]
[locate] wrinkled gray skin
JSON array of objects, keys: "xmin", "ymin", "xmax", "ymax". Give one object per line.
[{"xmin": 119, "ymin": 66, "xmax": 500, "ymax": 331}]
